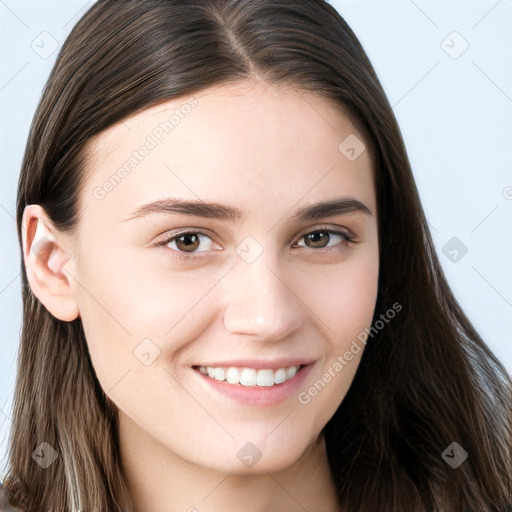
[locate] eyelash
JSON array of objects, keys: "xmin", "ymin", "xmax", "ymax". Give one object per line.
[{"xmin": 153, "ymin": 226, "xmax": 356, "ymax": 260}]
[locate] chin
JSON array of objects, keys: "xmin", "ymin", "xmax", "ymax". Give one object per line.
[{"xmin": 184, "ymin": 432, "xmax": 317, "ymax": 476}]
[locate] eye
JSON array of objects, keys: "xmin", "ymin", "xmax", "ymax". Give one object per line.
[
  {"xmin": 154, "ymin": 231, "xmax": 217, "ymax": 255},
  {"xmin": 294, "ymin": 228, "xmax": 354, "ymax": 251},
  {"xmin": 153, "ymin": 227, "xmax": 355, "ymax": 259}
]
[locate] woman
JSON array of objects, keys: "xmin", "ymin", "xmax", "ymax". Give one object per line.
[{"xmin": 2, "ymin": 0, "xmax": 511, "ymax": 511}]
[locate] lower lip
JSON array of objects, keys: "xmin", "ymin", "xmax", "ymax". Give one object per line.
[{"xmin": 193, "ymin": 364, "xmax": 314, "ymax": 406}]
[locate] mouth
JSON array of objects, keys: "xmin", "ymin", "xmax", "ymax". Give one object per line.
[
  {"xmin": 191, "ymin": 361, "xmax": 314, "ymax": 406},
  {"xmin": 193, "ymin": 364, "xmax": 306, "ymax": 387}
]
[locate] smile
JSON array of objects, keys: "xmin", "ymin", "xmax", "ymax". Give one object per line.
[
  {"xmin": 191, "ymin": 361, "xmax": 314, "ymax": 406},
  {"xmin": 196, "ymin": 365, "xmax": 301, "ymax": 387}
]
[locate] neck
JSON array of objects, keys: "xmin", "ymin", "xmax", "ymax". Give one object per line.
[{"xmin": 118, "ymin": 412, "xmax": 340, "ymax": 512}]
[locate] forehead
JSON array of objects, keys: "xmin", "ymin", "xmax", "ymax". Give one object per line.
[{"xmin": 78, "ymin": 81, "xmax": 375, "ymax": 224}]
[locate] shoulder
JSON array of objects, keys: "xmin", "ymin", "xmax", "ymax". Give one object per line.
[{"xmin": 0, "ymin": 483, "xmax": 26, "ymax": 512}]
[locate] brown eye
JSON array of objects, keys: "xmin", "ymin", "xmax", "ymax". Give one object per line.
[
  {"xmin": 157, "ymin": 232, "xmax": 215, "ymax": 255},
  {"xmin": 296, "ymin": 229, "xmax": 353, "ymax": 250},
  {"xmin": 304, "ymin": 231, "xmax": 330, "ymax": 248},
  {"xmin": 174, "ymin": 233, "xmax": 201, "ymax": 253}
]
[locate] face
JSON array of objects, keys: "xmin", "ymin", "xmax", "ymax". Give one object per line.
[{"xmin": 61, "ymin": 81, "xmax": 379, "ymax": 473}]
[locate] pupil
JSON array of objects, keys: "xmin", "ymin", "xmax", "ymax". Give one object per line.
[
  {"xmin": 178, "ymin": 234, "xmax": 199, "ymax": 252},
  {"xmin": 308, "ymin": 232, "xmax": 328, "ymax": 248}
]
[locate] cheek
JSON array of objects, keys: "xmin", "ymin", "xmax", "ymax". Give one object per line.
[
  {"xmin": 294, "ymin": 258, "xmax": 378, "ymax": 426},
  {"xmin": 74, "ymin": 251, "xmax": 222, "ymax": 380},
  {"xmin": 295, "ymin": 251, "xmax": 379, "ymax": 343}
]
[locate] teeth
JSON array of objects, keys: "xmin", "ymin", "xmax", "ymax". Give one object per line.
[
  {"xmin": 285, "ymin": 366, "xmax": 298, "ymax": 379},
  {"xmin": 256, "ymin": 369, "xmax": 274, "ymax": 387},
  {"xmin": 274, "ymin": 368, "xmax": 287, "ymax": 384},
  {"xmin": 197, "ymin": 365, "xmax": 301, "ymax": 387},
  {"xmin": 240, "ymin": 368, "xmax": 257, "ymax": 386},
  {"xmin": 213, "ymin": 367, "xmax": 225, "ymax": 381},
  {"xmin": 226, "ymin": 367, "xmax": 240, "ymax": 384}
]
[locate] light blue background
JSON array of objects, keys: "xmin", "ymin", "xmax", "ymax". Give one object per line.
[{"xmin": 1, "ymin": 0, "xmax": 511, "ymax": 470}]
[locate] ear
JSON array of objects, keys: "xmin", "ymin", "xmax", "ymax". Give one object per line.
[{"xmin": 21, "ymin": 204, "xmax": 80, "ymax": 322}]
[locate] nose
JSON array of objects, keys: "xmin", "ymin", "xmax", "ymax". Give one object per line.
[{"xmin": 221, "ymin": 254, "xmax": 303, "ymax": 341}]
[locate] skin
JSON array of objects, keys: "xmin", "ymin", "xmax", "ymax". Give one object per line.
[{"xmin": 22, "ymin": 80, "xmax": 379, "ymax": 512}]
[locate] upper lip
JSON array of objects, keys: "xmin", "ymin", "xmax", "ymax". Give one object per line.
[{"xmin": 193, "ymin": 358, "xmax": 316, "ymax": 370}]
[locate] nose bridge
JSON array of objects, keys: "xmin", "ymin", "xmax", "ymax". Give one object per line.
[{"xmin": 222, "ymin": 250, "xmax": 303, "ymax": 340}]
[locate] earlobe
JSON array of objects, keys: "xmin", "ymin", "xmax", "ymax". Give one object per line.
[{"xmin": 22, "ymin": 205, "xmax": 80, "ymax": 322}]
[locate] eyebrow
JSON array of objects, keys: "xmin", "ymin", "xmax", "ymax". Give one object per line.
[{"xmin": 123, "ymin": 197, "xmax": 373, "ymax": 223}]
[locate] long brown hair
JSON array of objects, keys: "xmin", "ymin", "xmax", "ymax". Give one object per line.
[{"xmin": 5, "ymin": 1, "xmax": 511, "ymax": 510}]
